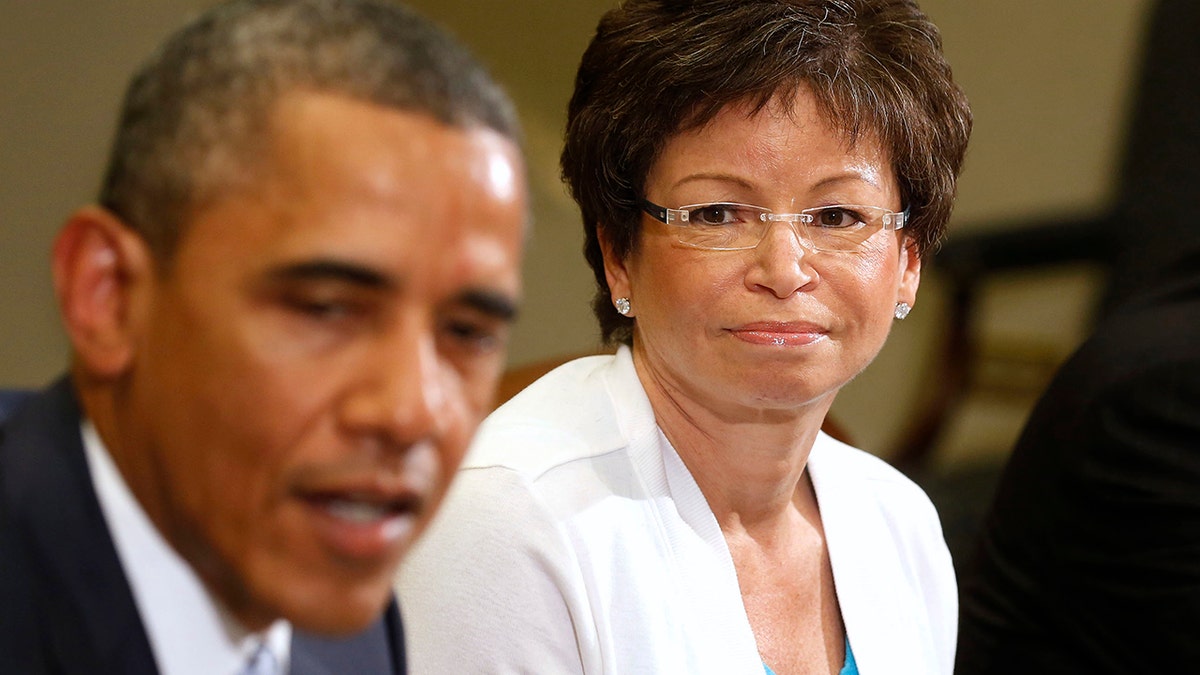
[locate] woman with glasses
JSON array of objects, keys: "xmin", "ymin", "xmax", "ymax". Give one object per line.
[{"xmin": 398, "ymin": 1, "xmax": 971, "ymax": 673}]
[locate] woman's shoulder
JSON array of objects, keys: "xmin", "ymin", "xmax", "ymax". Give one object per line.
[
  {"xmin": 464, "ymin": 348, "xmax": 646, "ymax": 479},
  {"xmin": 489, "ymin": 351, "xmax": 618, "ymax": 425}
]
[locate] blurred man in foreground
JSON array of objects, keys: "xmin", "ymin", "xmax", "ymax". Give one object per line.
[{"xmin": 0, "ymin": 1, "xmax": 527, "ymax": 672}]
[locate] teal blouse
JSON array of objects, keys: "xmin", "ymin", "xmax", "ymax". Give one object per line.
[{"xmin": 763, "ymin": 637, "xmax": 857, "ymax": 675}]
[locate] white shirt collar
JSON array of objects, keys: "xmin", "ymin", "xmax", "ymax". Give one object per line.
[{"xmin": 81, "ymin": 420, "xmax": 291, "ymax": 675}]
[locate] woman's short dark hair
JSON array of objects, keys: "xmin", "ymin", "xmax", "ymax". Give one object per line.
[{"xmin": 561, "ymin": 0, "xmax": 972, "ymax": 344}]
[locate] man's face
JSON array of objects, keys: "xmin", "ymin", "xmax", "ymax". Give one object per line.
[{"xmin": 117, "ymin": 92, "xmax": 526, "ymax": 633}]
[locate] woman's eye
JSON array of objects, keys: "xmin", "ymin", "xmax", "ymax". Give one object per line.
[
  {"xmin": 814, "ymin": 207, "xmax": 861, "ymax": 229},
  {"xmin": 690, "ymin": 204, "xmax": 739, "ymax": 225}
]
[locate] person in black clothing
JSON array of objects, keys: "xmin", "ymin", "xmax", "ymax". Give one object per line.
[{"xmin": 957, "ymin": 1, "xmax": 1200, "ymax": 670}]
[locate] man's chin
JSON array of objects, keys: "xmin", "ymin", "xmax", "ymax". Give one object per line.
[{"xmin": 280, "ymin": 583, "xmax": 394, "ymax": 636}]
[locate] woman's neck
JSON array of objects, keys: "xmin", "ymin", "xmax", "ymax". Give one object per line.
[{"xmin": 632, "ymin": 350, "xmax": 835, "ymax": 532}]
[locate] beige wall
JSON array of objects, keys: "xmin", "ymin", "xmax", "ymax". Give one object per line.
[{"xmin": 0, "ymin": 0, "xmax": 1151, "ymax": 458}]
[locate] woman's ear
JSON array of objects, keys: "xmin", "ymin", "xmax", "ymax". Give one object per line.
[
  {"xmin": 598, "ymin": 224, "xmax": 633, "ymax": 309},
  {"xmin": 52, "ymin": 206, "xmax": 156, "ymax": 380},
  {"xmin": 896, "ymin": 236, "xmax": 923, "ymax": 308}
]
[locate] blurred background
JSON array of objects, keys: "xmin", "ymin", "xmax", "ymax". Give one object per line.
[{"xmin": 0, "ymin": 0, "xmax": 1151, "ymax": 501}]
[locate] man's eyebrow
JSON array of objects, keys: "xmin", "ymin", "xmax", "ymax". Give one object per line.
[
  {"xmin": 265, "ymin": 260, "xmax": 392, "ymax": 288},
  {"xmin": 266, "ymin": 260, "xmax": 518, "ymax": 320},
  {"xmin": 458, "ymin": 288, "xmax": 519, "ymax": 322}
]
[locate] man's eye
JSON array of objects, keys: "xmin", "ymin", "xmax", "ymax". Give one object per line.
[
  {"xmin": 443, "ymin": 319, "xmax": 504, "ymax": 354},
  {"xmin": 284, "ymin": 296, "xmax": 356, "ymax": 321}
]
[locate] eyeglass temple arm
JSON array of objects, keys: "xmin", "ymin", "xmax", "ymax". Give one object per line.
[{"xmin": 640, "ymin": 200, "xmax": 672, "ymax": 224}]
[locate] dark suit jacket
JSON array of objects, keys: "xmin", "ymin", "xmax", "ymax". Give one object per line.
[
  {"xmin": 957, "ymin": 251, "xmax": 1200, "ymax": 673},
  {"xmin": 0, "ymin": 389, "xmax": 29, "ymax": 422},
  {"xmin": 0, "ymin": 378, "xmax": 407, "ymax": 674}
]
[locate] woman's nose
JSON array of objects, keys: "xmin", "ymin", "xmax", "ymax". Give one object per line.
[{"xmin": 744, "ymin": 220, "xmax": 819, "ymax": 297}]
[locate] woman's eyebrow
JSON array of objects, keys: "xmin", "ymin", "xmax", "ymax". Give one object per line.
[
  {"xmin": 810, "ymin": 169, "xmax": 884, "ymax": 191},
  {"xmin": 670, "ymin": 172, "xmax": 756, "ymax": 192},
  {"xmin": 671, "ymin": 169, "xmax": 883, "ymax": 194}
]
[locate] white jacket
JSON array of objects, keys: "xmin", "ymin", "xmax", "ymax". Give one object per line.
[{"xmin": 398, "ymin": 347, "xmax": 956, "ymax": 674}]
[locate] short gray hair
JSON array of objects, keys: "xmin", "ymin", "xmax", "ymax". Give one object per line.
[{"xmin": 99, "ymin": 0, "xmax": 520, "ymax": 262}]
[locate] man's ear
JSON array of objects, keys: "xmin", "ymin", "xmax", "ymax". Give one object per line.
[
  {"xmin": 896, "ymin": 236, "xmax": 923, "ymax": 309},
  {"xmin": 52, "ymin": 206, "xmax": 156, "ymax": 379},
  {"xmin": 598, "ymin": 225, "xmax": 633, "ymax": 311}
]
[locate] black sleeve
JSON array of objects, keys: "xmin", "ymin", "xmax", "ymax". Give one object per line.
[{"xmin": 957, "ymin": 343, "xmax": 1200, "ymax": 674}]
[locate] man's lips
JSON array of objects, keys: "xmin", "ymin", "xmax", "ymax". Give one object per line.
[
  {"xmin": 321, "ymin": 494, "xmax": 416, "ymax": 523},
  {"xmin": 728, "ymin": 321, "xmax": 828, "ymax": 346},
  {"xmin": 301, "ymin": 489, "xmax": 421, "ymax": 522},
  {"xmin": 293, "ymin": 480, "xmax": 425, "ymax": 563}
]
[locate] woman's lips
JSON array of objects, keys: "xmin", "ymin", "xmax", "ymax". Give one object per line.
[{"xmin": 729, "ymin": 321, "xmax": 828, "ymax": 346}]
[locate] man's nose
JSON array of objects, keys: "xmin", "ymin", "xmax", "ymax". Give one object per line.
[{"xmin": 340, "ymin": 327, "xmax": 447, "ymax": 447}]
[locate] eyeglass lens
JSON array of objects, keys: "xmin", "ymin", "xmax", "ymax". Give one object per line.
[{"xmin": 675, "ymin": 203, "xmax": 893, "ymax": 252}]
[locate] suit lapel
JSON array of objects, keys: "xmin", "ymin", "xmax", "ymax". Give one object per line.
[{"xmin": 1, "ymin": 378, "xmax": 158, "ymax": 674}]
